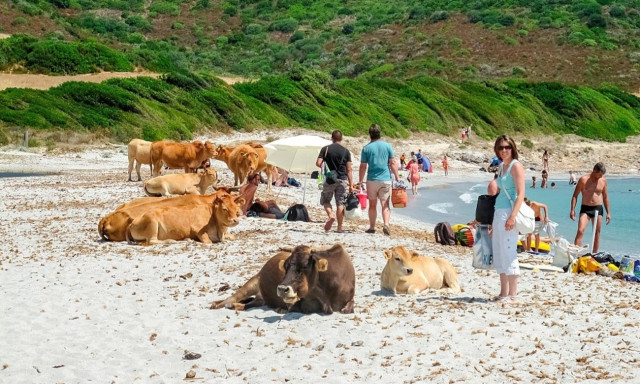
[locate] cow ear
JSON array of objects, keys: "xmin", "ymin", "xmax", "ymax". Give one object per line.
[
  {"xmin": 234, "ymin": 196, "xmax": 245, "ymax": 206},
  {"xmin": 278, "ymin": 259, "xmax": 286, "ymax": 272},
  {"xmin": 316, "ymin": 258, "xmax": 329, "ymax": 272},
  {"xmin": 383, "ymin": 249, "xmax": 392, "ymax": 260},
  {"xmin": 410, "ymin": 251, "xmax": 420, "ymax": 259}
]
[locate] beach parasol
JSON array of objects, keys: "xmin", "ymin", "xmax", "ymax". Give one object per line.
[{"xmin": 263, "ymin": 135, "xmax": 332, "ymax": 203}]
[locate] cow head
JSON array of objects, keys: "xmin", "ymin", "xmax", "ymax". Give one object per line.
[
  {"xmin": 204, "ymin": 141, "xmax": 216, "ymax": 158},
  {"xmin": 202, "ymin": 167, "xmax": 218, "ymax": 185},
  {"xmin": 212, "ymin": 191, "xmax": 245, "ymax": 227},
  {"xmin": 276, "ymin": 245, "xmax": 329, "ymax": 306},
  {"xmin": 383, "ymin": 246, "xmax": 418, "ymax": 276},
  {"xmin": 213, "ymin": 145, "xmax": 232, "ymax": 162}
]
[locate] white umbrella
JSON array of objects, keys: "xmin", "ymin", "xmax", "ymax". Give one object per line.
[{"xmin": 264, "ymin": 135, "xmax": 332, "ymax": 203}]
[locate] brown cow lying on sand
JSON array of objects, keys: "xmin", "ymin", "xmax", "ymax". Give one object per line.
[
  {"xmin": 150, "ymin": 140, "xmax": 215, "ymax": 176},
  {"xmin": 143, "ymin": 168, "xmax": 217, "ymax": 197},
  {"xmin": 127, "ymin": 139, "xmax": 152, "ymax": 182},
  {"xmin": 381, "ymin": 246, "xmax": 461, "ymax": 294},
  {"xmin": 98, "ymin": 190, "xmax": 235, "ymax": 242},
  {"xmin": 212, "ymin": 244, "xmax": 355, "ymax": 314},
  {"xmin": 125, "ymin": 191, "xmax": 244, "ymax": 245}
]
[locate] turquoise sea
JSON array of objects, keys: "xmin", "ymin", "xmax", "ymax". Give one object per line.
[{"xmin": 398, "ymin": 175, "xmax": 640, "ymax": 258}]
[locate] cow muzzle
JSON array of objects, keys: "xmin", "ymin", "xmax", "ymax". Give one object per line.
[
  {"xmin": 404, "ymin": 267, "xmax": 414, "ymax": 275},
  {"xmin": 277, "ymin": 285, "xmax": 298, "ymax": 304}
]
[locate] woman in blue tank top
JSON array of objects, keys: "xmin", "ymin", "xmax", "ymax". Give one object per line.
[{"xmin": 491, "ymin": 135, "xmax": 526, "ymax": 305}]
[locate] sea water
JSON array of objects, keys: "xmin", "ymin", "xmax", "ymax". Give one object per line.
[{"xmin": 397, "ymin": 175, "xmax": 640, "ymax": 258}]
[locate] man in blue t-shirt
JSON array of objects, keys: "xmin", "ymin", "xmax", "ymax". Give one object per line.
[{"xmin": 358, "ymin": 124, "xmax": 400, "ymax": 236}]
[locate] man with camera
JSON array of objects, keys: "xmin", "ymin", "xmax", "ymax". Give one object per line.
[{"xmin": 316, "ymin": 130, "xmax": 353, "ymax": 232}]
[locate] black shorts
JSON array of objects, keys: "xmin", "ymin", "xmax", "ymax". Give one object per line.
[{"xmin": 580, "ymin": 204, "xmax": 603, "ymax": 218}]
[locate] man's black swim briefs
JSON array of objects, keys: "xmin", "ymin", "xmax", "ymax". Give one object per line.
[{"xmin": 579, "ymin": 204, "xmax": 603, "ymax": 218}]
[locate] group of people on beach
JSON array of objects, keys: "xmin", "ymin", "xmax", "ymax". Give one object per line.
[{"xmin": 238, "ymin": 128, "xmax": 612, "ymax": 307}]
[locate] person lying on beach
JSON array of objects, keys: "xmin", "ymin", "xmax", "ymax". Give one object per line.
[{"xmin": 246, "ymin": 199, "xmax": 285, "ymax": 219}]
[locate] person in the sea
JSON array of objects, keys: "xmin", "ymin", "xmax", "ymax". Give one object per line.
[
  {"xmin": 523, "ymin": 198, "xmax": 549, "ymax": 253},
  {"xmin": 570, "ymin": 162, "xmax": 611, "ymax": 253},
  {"xmin": 541, "ymin": 169, "xmax": 548, "ymax": 188},
  {"xmin": 531, "ymin": 176, "xmax": 537, "ymax": 189},
  {"xmin": 490, "ymin": 134, "xmax": 525, "ymax": 305},
  {"xmin": 551, "ymin": 182, "xmax": 557, "ymax": 189},
  {"xmin": 569, "ymin": 170, "xmax": 577, "ymax": 185}
]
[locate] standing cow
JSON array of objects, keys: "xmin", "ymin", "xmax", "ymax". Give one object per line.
[
  {"xmin": 127, "ymin": 139, "xmax": 152, "ymax": 181},
  {"xmin": 150, "ymin": 140, "xmax": 215, "ymax": 176},
  {"xmin": 228, "ymin": 144, "xmax": 259, "ymax": 186}
]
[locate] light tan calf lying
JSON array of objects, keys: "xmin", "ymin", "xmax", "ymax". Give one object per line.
[
  {"xmin": 381, "ymin": 246, "xmax": 460, "ymax": 294},
  {"xmin": 143, "ymin": 168, "xmax": 217, "ymax": 197}
]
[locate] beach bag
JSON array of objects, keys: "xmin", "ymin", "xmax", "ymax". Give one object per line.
[
  {"xmin": 572, "ymin": 256, "xmax": 601, "ymax": 274},
  {"xmin": 475, "ymin": 194, "xmax": 497, "ymax": 225},
  {"xmin": 324, "ymin": 167, "xmax": 337, "ymax": 185},
  {"xmin": 472, "ymin": 225, "xmax": 494, "ymax": 270},
  {"xmin": 501, "ymin": 160, "xmax": 535, "ymax": 234},
  {"xmin": 455, "ymin": 227, "xmax": 474, "ymax": 247},
  {"xmin": 284, "ymin": 204, "xmax": 310, "ymax": 222},
  {"xmin": 345, "ymin": 192, "xmax": 360, "ymax": 211},
  {"xmin": 391, "ymin": 188, "xmax": 408, "ymax": 208},
  {"xmin": 344, "ymin": 207, "xmax": 361, "ymax": 220},
  {"xmin": 434, "ymin": 222, "xmax": 456, "ymax": 246}
]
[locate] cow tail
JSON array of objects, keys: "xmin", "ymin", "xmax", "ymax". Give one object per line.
[
  {"xmin": 98, "ymin": 216, "xmax": 109, "ymax": 241},
  {"xmin": 212, "ymin": 274, "xmax": 260, "ymax": 309}
]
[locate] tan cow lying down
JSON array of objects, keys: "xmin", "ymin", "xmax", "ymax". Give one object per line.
[
  {"xmin": 150, "ymin": 140, "xmax": 215, "ymax": 176},
  {"xmin": 143, "ymin": 168, "xmax": 217, "ymax": 197},
  {"xmin": 128, "ymin": 139, "xmax": 152, "ymax": 182},
  {"xmin": 98, "ymin": 190, "xmax": 230, "ymax": 242},
  {"xmin": 125, "ymin": 191, "xmax": 244, "ymax": 245},
  {"xmin": 212, "ymin": 244, "xmax": 355, "ymax": 314},
  {"xmin": 381, "ymin": 246, "xmax": 461, "ymax": 294}
]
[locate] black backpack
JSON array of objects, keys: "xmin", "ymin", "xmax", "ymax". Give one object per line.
[
  {"xmin": 285, "ymin": 204, "xmax": 310, "ymax": 222},
  {"xmin": 434, "ymin": 222, "xmax": 456, "ymax": 246}
]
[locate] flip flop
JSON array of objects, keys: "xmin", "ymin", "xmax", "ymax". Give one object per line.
[
  {"xmin": 324, "ymin": 218, "xmax": 335, "ymax": 231},
  {"xmin": 365, "ymin": 228, "xmax": 375, "ymax": 234},
  {"xmin": 383, "ymin": 225, "xmax": 391, "ymax": 236}
]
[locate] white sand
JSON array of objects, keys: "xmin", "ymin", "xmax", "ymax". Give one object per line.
[{"xmin": 1, "ymin": 132, "xmax": 639, "ymax": 383}]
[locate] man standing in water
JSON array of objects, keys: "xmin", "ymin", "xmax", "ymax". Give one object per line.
[{"xmin": 570, "ymin": 162, "xmax": 611, "ymax": 253}]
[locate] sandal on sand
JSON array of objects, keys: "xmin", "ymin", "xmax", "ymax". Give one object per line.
[
  {"xmin": 324, "ymin": 218, "xmax": 335, "ymax": 231},
  {"xmin": 383, "ymin": 225, "xmax": 391, "ymax": 236},
  {"xmin": 365, "ymin": 228, "xmax": 375, "ymax": 234},
  {"xmin": 490, "ymin": 295, "xmax": 508, "ymax": 302}
]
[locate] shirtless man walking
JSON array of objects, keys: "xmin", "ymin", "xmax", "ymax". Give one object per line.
[{"xmin": 570, "ymin": 162, "xmax": 611, "ymax": 253}]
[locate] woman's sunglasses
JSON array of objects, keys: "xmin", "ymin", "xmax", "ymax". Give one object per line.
[{"xmin": 497, "ymin": 145, "xmax": 512, "ymax": 150}]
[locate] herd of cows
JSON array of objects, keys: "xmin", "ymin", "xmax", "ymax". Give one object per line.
[{"xmin": 96, "ymin": 138, "xmax": 461, "ymax": 314}]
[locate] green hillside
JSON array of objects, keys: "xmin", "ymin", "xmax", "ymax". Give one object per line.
[
  {"xmin": 1, "ymin": 0, "xmax": 639, "ymax": 143},
  {"xmin": 1, "ymin": 70, "xmax": 638, "ymax": 146}
]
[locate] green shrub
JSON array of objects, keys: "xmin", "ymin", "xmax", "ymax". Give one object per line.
[
  {"xmin": 172, "ymin": 22, "xmax": 185, "ymax": 30},
  {"xmin": 408, "ymin": 7, "xmax": 427, "ymax": 20},
  {"xmin": 521, "ymin": 138, "xmax": 533, "ymax": 149},
  {"xmin": 342, "ymin": 24, "xmax": 355, "ymax": 35},
  {"xmin": 582, "ymin": 38, "xmax": 597, "ymax": 46},
  {"xmin": 587, "ymin": 14, "xmax": 607, "ymax": 28},
  {"xmin": 149, "ymin": 2, "xmax": 180, "ymax": 16},
  {"xmin": 517, "ymin": 29, "xmax": 528, "ymax": 36},
  {"xmin": 609, "ymin": 5, "xmax": 626, "ymax": 18},
  {"xmin": 429, "ymin": 11, "xmax": 449, "ymax": 23},
  {"xmin": 268, "ymin": 18, "xmax": 298, "ymax": 33},
  {"xmin": 245, "ymin": 23, "xmax": 263, "ymax": 35},
  {"xmin": 12, "ymin": 17, "xmax": 28, "ymax": 26}
]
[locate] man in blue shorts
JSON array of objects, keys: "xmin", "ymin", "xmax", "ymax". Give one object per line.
[{"xmin": 358, "ymin": 124, "xmax": 400, "ymax": 236}]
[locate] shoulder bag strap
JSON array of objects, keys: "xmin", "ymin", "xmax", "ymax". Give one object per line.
[{"xmin": 502, "ymin": 160, "xmax": 518, "ymax": 208}]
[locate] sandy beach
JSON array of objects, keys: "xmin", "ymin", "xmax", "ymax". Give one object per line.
[{"xmin": 1, "ymin": 130, "xmax": 639, "ymax": 383}]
